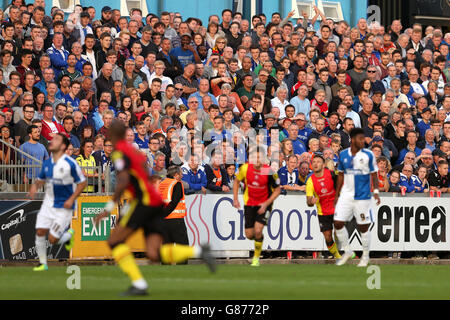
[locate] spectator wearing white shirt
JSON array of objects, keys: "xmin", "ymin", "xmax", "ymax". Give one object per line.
[
  {"xmin": 271, "ymin": 85, "xmax": 289, "ymax": 119},
  {"xmin": 148, "ymin": 60, "xmax": 173, "ymax": 92}
]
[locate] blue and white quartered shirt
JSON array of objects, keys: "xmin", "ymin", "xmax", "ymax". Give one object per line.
[
  {"xmin": 38, "ymin": 154, "xmax": 86, "ymax": 209},
  {"xmin": 337, "ymin": 148, "xmax": 378, "ymax": 200}
]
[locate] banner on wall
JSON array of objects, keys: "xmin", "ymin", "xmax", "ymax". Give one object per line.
[
  {"xmin": 183, "ymin": 194, "xmax": 448, "ymax": 252},
  {"xmin": 0, "ymin": 201, "xmax": 69, "ymax": 260}
]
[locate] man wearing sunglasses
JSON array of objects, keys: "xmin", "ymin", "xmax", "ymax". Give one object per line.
[{"xmin": 366, "ymin": 65, "xmax": 385, "ymax": 94}]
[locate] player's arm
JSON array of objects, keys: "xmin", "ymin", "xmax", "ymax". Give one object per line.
[
  {"xmin": 371, "ymin": 171, "xmax": 381, "ymax": 205},
  {"xmin": 305, "ymin": 179, "xmax": 318, "ymax": 207},
  {"xmin": 63, "ymin": 180, "xmax": 87, "ymax": 209},
  {"xmin": 27, "ymin": 179, "xmax": 45, "ymax": 200},
  {"xmin": 233, "ymin": 164, "xmax": 246, "ymax": 209},
  {"xmin": 257, "ymin": 185, "xmax": 281, "ymax": 214},
  {"xmin": 232, "ymin": 176, "xmax": 242, "ymax": 209},
  {"xmin": 94, "ymin": 169, "xmax": 129, "ymax": 223}
]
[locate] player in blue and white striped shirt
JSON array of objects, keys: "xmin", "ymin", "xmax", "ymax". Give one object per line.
[
  {"xmin": 334, "ymin": 128, "xmax": 381, "ymax": 267},
  {"xmin": 28, "ymin": 133, "xmax": 87, "ymax": 271}
]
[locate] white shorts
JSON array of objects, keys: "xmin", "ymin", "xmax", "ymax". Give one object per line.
[
  {"xmin": 334, "ymin": 197, "xmax": 374, "ymax": 225},
  {"xmin": 35, "ymin": 204, "xmax": 73, "ymax": 239}
]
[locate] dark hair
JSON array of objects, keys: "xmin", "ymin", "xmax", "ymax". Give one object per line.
[{"xmin": 350, "ymin": 128, "xmax": 365, "ymax": 138}]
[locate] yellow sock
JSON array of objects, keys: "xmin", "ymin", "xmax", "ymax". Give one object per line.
[
  {"xmin": 160, "ymin": 244, "xmax": 195, "ymax": 264},
  {"xmin": 112, "ymin": 243, "xmax": 144, "ymax": 282},
  {"xmin": 327, "ymin": 242, "xmax": 342, "ymax": 259},
  {"xmin": 254, "ymin": 240, "xmax": 263, "ymax": 259}
]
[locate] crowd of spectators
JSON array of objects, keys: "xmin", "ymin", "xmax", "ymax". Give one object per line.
[{"xmin": 0, "ymin": 2, "xmax": 449, "ymax": 195}]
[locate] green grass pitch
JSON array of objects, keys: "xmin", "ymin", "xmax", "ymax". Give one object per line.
[{"xmin": 0, "ymin": 264, "xmax": 449, "ymax": 300}]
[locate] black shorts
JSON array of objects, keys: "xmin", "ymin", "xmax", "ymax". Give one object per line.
[
  {"xmin": 119, "ymin": 201, "xmax": 165, "ymax": 237},
  {"xmin": 318, "ymin": 214, "xmax": 334, "ymax": 232},
  {"xmin": 244, "ymin": 205, "xmax": 271, "ymax": 229},
  {"xmin": 162, "ymin": 218, "xmax": 189, "ymax": 245}
]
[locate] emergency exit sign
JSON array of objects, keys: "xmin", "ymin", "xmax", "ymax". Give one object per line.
[{"xmin": 81, "ymin": 202, "xmax": 116, "ymax": 241}]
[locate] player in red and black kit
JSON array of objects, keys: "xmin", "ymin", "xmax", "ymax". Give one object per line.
[
  {"xmin": 305, "ymin": 155, "xmax": 342, "ymax": 259},
  {"xmin": 232, "ymin": 147, "xmax": 281, "ymax": 267},
  {"xmin": 95, "ymin": 121, "xmax": 215, "ymax": 296}
]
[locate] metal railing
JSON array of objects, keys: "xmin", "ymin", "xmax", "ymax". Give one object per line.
[
  {"xmin": 0, "ymin": 138, "xmax": 116, "ymax": 198},
  {"xmin": 0, "ymin": 138, "xmax": 43, "ymax": 193}
]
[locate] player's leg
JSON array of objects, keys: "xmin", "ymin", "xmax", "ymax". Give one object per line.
[
  {"xmin": 355, "ymin": 200, "xmax": 373, "ymax": 267},
  {"xmin": 251, "ymin": 221, "xmax": 265, "ymax": 266},
  {"xmin": 334, "ymin": 198, "xmax": 354, "ymax": 265},
  {"xmin": 108, "ymin": 224, "xmax": 148, "ymax": 294},
  {"xmin": 157, "ymin": 218, "xmax": 216, "ymax": 272},
  {"xmin": 323, "ymin": 230, "xmax": 341, "ymax": 259},
  {"xmin": 34, "ymin": 228, "xmax": 49, "ymax": 271},
  {"xmin": 319, "ymin": 215, "xmax": 341, "ymax": 259},
  {"xmin": 110, "ymin": 201, "xmax": 149, "ymax": 294},
  {"xmin": 244, "ymin": 206, "xmax": 256, "ymax": 240},
  {"xmin": 47, "ymin": 209, "xmax": 75, "ymax": 248}
]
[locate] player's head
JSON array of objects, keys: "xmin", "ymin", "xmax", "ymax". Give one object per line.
[
  {"xmin": 109, "ymin": 120, "xmax": 127, "ymax": 144},
  {"xmin": 350, "ymin": 128, "xmax": 365, "ymax": 150},
  {"xmin": 248, "ymin": 146, "xmax": 267, "ymax": 168},
  {"xmin": 49, "ymin": 133, "xmax": 70, "ymax": 153},
  {"xmin": 311, "ymin": 154, "xmax": 325, "ymax": 173}
]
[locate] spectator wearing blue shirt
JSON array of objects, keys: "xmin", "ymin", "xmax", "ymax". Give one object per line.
[
  {"xmin": 134, "ymin": 121, "xmax": 149, "ymax": 151},
  {"xmin": 278, "ymin": 155, "xmax": 304, "ymax": 191},
  {"xmin": 61, "ymin": 81, "xmax": 81, "ymax": 110},
  {"xmin": 91, "ymin": 100, "xmax": 109, "ymax": 132},
  {"xmin": 287, "ymin": 123, "xmax": 307, "ymax": 156},
  {"xmin": 417, "ymin": 107, "xmax": 432, "ymax": 138},
  {"xmin": 291, "ymin": 114, "xmax": 312, "ymax": 146},
  {"xmin": 399, "ymin": 164, "xmax": 422, "ymax": 193},
  {"xmin": 62, "ymin": 115, "xmax": 81, "ymax": 154},
  {"xmin": 46, "ymin": 33, "xmax": 69, "ymax": 79},
  {"xmin": 414, "ymin": 165, "xmax": 430, "ymax": 193},
  {"xmin": 169, "ymin": 33, "xmax": 201, "ymax": 69},
  {"xmin": 182, "ymin": 156, "xmax": 208, "ymax": 193},
  {"xmin": 396, "ymin": 130, "xmax": 422, "ymax": 165},
  {"xmin": 289, "ymin": 86, "xmax": 310, "ymax": 120},
  {"xmin": 19, "ymin": 125, "xmax": 49, "ymax": 181}
]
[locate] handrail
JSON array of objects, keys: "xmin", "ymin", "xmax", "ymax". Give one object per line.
[{"xmin": 0, "ymin": 138, "xmax": 43, "ymax": 165}]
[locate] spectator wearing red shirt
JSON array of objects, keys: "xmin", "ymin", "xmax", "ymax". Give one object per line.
[{"xmin": 41, "ymin": 103, "xmax": 66, "ymax": 141}]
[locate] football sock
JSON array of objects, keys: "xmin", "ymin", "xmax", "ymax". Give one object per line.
[
  {"xmin": 360, "ymin": 231, "xmax": 371, "ymax": 258},
  {"xmin": 159, "ymin": 244, "xmax": 196, "ymax": 264},
  {"xmin": 112, "ymin": 243, "xmax": 147, "ymax": 289},
  {"xmin": 327, "ymin": 241, "xmax": 342, "ymax": 259},
  {"xmin": 253, "ymin": 238, "xmax": 263, "ymax": 260},
  {"xmin": 57, "ymin": 231, "xmax": 72, "ymax": 245},
  {"xmin": 35, "ymin": 235, "xmax": 47, "ymax": 265},
  {"xmin": 335, "ymin": 227, "xmax": 351, "ymax": 254}
]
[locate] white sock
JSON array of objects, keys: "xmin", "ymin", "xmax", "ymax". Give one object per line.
[
  {"xmin": 360, "ymin": 231, "xmax": 371, "ymax": 258},
  {"xmin": 193, "ymin": 246, "xmax": 202, "ymax": 258},
  {"xmin": 35, "ymin": 235, "xmax": 47, "ymax": 265},
  {"xmin": 132, "ymin": 278, "xmax": 148, "ymax": 290},
  {"xmin": 335, "ymin": 227, "xmax": 351, "ymax": 254},
  {"xmin": 57, "ymin": 231, "xmax": 72, "ymax": 244}
]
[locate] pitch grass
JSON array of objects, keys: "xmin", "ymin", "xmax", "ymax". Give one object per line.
[{"xmin": 0, "ymin": 264, "xmax": 449, "ymax": 300}]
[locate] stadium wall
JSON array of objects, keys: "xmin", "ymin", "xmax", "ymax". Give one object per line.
[
  {"xmin": 0, "ymin": 194, "xmax": 447, "ymax": 260},
  {"xmin": 46, "ymin": 0, "xmax": 369, "ymax": 27}
]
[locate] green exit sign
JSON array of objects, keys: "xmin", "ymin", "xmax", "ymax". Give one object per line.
[{"xmin": 81, "ymin": 202, "xmax": 116, "ymax": 241}]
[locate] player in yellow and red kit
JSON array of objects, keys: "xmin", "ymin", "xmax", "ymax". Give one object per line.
[
  {"xmin": 306, "ymin": 154, "xmax": 341, "ymax": 259},
  {"xmin": 232, "ymin": 147, "xmax": 281, "ymax": 267}
]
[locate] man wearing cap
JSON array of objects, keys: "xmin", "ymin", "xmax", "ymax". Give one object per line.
[
  {"xmin": 169, "ymin": 33, "xmax": 201, "ymax": 70},
  {"xmin": 100, "ymin": 6, "xmax": 112, "ymax": 25},
  {"xmin": 417, "ymin": 107, "xmax": 432, "ymax": 138}
]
